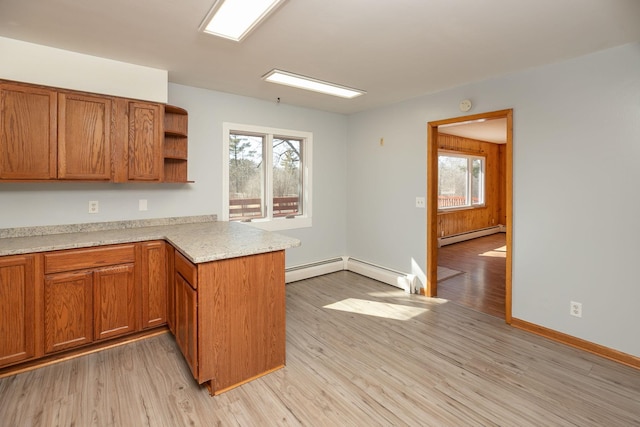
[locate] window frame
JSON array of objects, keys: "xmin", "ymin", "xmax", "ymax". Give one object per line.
[
  {"xmin": 437, "ymin": 151, "xmax": 486, "ymax": 211},
  {"xmin": 222, "ymin": 122, "xmax": 312, "ymax": 231}
]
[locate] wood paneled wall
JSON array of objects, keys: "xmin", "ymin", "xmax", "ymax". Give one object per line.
[{"xmin": 437, "ymin": 133, "xmax": 506, "ymax": 237}]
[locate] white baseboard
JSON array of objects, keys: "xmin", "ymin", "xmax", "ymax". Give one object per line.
[
  {"xmin": 285, "ymin": 225, "xmax": 505, "ymax": 291},
  {"xmin": 286, "ymin": 256, "xmax": 419, "ymax": 294}
]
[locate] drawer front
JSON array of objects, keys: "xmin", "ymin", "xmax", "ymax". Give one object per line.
[
  {"xmin": 44, "ymin": 244, "xmax": 136, "ymax": 274},
  {"xmin": 174, "ymin": 250, "xmax": 197, "ymax": 289}
]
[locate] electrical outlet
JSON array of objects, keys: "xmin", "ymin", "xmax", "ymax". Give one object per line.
[
  {"xmin": 415, "ymin": 197, "xmax": 426, "ymax": 208},
  {"xmin": 570, "ymin": 301, "xmax": 582, "ymax": 318},
  {"xmin": 88, "ymin": 200, "xmax": 99, "ymax": 214}
]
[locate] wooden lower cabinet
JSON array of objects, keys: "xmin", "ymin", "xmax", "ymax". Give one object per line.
[
  {"xmin": 1, "ymin": 240, "xmax": 285, "ymax": 395},
  {"xmin": 93, "ymin": 264, "xmax": 136, "ymax": 340},
  {"xmin": 0, "ymin": 242, "xmax": 172, "ymax": 372},
  {"xmin": 0, "ymin": 254, "xmax": 39, "ymax": 367},
  {"xmin": 44, "ymin": 263, "xmax": 136, "ymax": 353},
  {"xmin": 44, "ymin": 270, "xmax": 93, "ymax": 353},
  {"xmin": 173, "ymin": 250, "xmax": 286, "ymax": 395},
  {"xmin": 43, "ymin": 244, "xmax": 139, "ymax": 354},
  {"xmin": 174, "ymin": 271, "xmax": 198, "ymax": 379},
  {"xmin": 140, "ymin": 241, "xmax": 168, "ymax": 329}
]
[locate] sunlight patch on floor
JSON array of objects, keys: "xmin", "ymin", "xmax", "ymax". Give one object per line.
[
  {"xmin": 324, "ymin": 298, "xmax": 429, "ymax": 320},
  {"xmin": 479, "ymin": 245, "xmax": 507, "ymax": 258}
]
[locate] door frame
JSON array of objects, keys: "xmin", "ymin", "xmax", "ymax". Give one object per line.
[{"xmin": 426, "ymin": 109, "xmax": 513, "ymax": 323}]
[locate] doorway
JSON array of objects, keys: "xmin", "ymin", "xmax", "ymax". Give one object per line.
[{"xmin": 426, "ymin": 109, "xmax": 513, "ymax": 323}]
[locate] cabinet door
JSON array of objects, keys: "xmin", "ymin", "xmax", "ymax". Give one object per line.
[
  {"xmin": 93, "ymin": 264, "xmax": 136, "ymax": 341},
  {"xmin": 0, "ymin": 255, "xmax": 36, "ymax": 367},
  {"xmin": 0, "ymin": 82, "xmax": 57, "ymax": 179},
  {"xmin": 57, "ymin": 92, "xmax": 112, "ymax": 180},
  {"xmin": 175, "ymin": 272, "xmax": 197, "ymax": 379},
  {"xmin": 140, "ymin": 241, "xmax": 167, "ymax": 329},
  {"xmin": 44, "ymin": 270, "xmax": 93, "ymax": 353},
  {"xmin": 128, "ymin": 102, "xmax": 162, "ymax": 181}
]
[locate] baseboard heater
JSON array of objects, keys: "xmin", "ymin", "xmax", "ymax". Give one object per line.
[
  {"xmin": 438, "ymin": 225, "xmax": 505, "ymax": 247},
  {"xmin": 285, "ymin": 257, "xmax": 346, "ymax": 284},
  {"xmin": 286, "ymin": 256, "xmax": 419, "ymax": 293}
]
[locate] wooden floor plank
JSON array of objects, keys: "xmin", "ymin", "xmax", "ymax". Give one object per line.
[
  {"xmin": 438, "ymin": 233, "xmax": 507, "ymax": 318},
  {"xmin": 1, "ymin": 271, "xmax": 638, "ymax": 426}
]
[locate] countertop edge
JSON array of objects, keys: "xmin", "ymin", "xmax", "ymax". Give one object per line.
[
  {"xmin": 0, "ymin": 220, "xmax": 301, "ymax": 264},
  {"xmin": 0, "ymin": 214, "xmax": 218, "ymax": 239}
]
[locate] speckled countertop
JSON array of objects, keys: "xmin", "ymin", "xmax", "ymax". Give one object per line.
[{"xmin": 0, "ymin": 215, "xmax": 301, "ymax": 263}]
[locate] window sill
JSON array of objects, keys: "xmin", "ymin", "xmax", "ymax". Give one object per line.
[{"xmin": 239, "ymin": 216, "xmax": 312, "ymax": 231}]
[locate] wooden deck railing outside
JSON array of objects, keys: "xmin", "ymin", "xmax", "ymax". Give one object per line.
[
  {"xmin": 230, "ymin": 197, "xmax": 300, "ymax": 220},
  {"xmin": 438, "ymin": 195, "xmax": 480, "ymax": 208}
]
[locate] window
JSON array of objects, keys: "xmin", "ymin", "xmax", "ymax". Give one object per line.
[
  {"xmin": 223, "ymin": 123, "xmax": 312, "ymax": 230},
  {"xmin": 438, "ymin": 152, "xmax": 485, "ymax": 210}
]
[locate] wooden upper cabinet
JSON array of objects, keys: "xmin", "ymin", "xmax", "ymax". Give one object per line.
[
  {"xmin": 57, "ymin": 92, "xmax": 112, "ymax": 180},
  {"xmin": 0, "ymin": 82, "xmax": 57, "ymax": 179},
  {"xmin": 128, "ymin": 102, "xmax": 163, "ymax": 181},
  {"xmin": 0, "ymin": 80, "xmax": 187, "ymax": 183}
]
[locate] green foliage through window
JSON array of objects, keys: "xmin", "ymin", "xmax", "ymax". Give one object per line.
[
  {"xmin": 438, "ymin": 153, "xmax": 485, "ymax": 209},
  {"xmin": 229, "ymin": 132, "xmax": 304, "ymax": 220}
]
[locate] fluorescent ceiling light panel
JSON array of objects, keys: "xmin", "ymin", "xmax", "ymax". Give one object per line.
[
  {"xmin": 200, "ymin": 0, "xmax": 284, "ymax": 42},
  {"xmin": 262, "ymin": 69, "xmax": 366, "ymax": 99}
]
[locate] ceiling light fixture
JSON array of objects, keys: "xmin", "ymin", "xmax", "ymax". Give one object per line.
[
  {"xmin": 262, "ymin": 69, "xmax": 366, "ymax": 99},
  {"xmin": 199, "ymin": 0, "xmax": 285, "ymax": 42}
]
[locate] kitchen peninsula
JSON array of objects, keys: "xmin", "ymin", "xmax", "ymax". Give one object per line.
[{"xmin": 0, "ymin": 215, "xmax": 300, "ymax": 395}]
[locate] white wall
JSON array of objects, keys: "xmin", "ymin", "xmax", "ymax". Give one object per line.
[
  {"xmin": 0, "ymin": 36, "xmax": 167, "ymax": 102},
  {"xmin": 346, "ymin": 42, "xmax": 640, "ymax": 357},
  {"xmin": 166, "ymin": 83, "xmax": 349, "ymax": 267}
]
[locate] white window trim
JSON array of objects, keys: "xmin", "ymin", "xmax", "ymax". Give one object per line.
[
  {"xmin": 438, "ymin": 152, "xmax": 486, "ymax": 211},
  {"xmin": 222, "ymin": 122, "xmax": 313, "ymax": 231}
]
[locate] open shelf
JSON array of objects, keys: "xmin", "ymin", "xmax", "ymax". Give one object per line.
[{"xmin": 163, "ymin": 105, "xmax": 190, "ymax": 183}]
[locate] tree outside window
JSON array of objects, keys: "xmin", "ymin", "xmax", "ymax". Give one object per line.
[
  {"xmin": 438, "ymin": 153, "xmax": 485, "ymax": 209},
  {"xmin": 225, "ymin": 124, "xmax": 311, "ymax": 230}
]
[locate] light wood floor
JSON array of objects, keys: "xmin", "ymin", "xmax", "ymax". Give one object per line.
[
  {"xmin": 1, "ymin": 271, "xmax": 639, "ymax": 426},
  {"xmin": 438, "ymin": 233, "xmax": 507, "ymax": 318}
]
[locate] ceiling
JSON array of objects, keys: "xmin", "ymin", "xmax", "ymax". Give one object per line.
[
  {"xmin": 1, "ymin": 0, "xmax": 639, "ymax": 115},
  {"xmin": 440, "ymin": 118, "xmax": 507, "ymax": 144}
]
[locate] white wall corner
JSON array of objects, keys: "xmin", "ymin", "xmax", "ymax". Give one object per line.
[{"xmin": 286, "ymin": 256, "xmax": 421, "ymax": 294}]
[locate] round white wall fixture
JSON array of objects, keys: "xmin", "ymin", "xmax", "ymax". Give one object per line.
[{"xmin": 459, "ymin": 99, "xmax": 472, "ymax": 112}]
